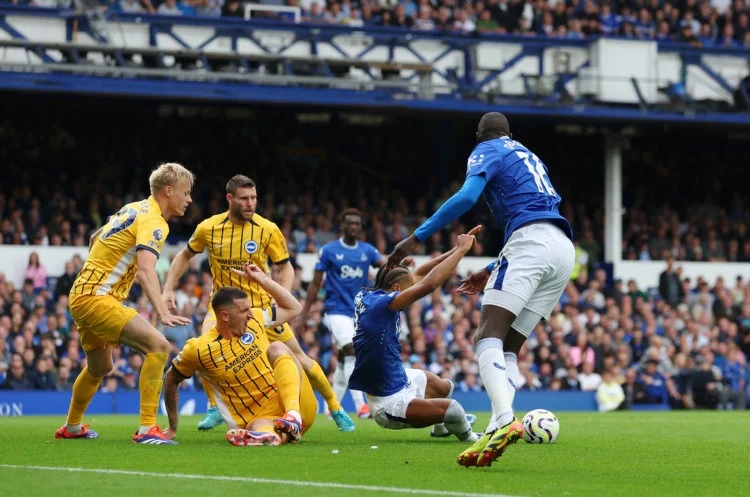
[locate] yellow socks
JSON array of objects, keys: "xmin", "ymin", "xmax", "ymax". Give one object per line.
[
  {"xmin": 139, "ymin": 352, "xmax": 168, "ymax": 427},
  {"xmin": 273, "ymin": 355, "xmax": 301, "ymax": 414},
  {"xmin": 305, "ymin": 360, "xmax": 342, "ymax": 412},
  {"xmin": 66, "ymin": 366, "xmax": 103, "ymax": 426}
]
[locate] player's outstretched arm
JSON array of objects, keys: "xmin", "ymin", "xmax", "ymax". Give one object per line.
[
  {"xmin": 412, "ymin": 225, "xmax": 484, "ymax": 284},
  {"xmin": 162, "ymin": 367, "xmax": 183, "ymax": 439},
  {"xmin": 162, "ymin": 247, "xmax": 197, "ymax": 311},
  {"xmin": 232, "ymin": 263, "xmax": 302, "ymax": 326},
  {"xmin": 386, "ymin": 176, "xmax": 487, "ymax": 268},
  {"xmin": 388, "ymin": 233, "xmax": 477, "ymax": 311},
  {"xmin": 136, "ymin": 250, "xmax": 192, "ymax": 327}
]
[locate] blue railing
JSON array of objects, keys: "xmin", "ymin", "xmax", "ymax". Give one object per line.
[{"xmin": 1, "ymin": 5, "xmax": 749, "ymax": 124}]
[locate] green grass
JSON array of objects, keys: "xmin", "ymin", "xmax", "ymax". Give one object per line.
[{"xmin": 1, "ymin": 412, "xmax": 748, "ymax": 497}]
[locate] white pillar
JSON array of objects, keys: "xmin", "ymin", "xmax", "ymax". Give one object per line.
[{"xmin": 604, "ymin": 135, "xmax": 623, "ymax": 265}]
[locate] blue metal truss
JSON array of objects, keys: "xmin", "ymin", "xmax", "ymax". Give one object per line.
[{"xmin": 0, "ymin": 5, "xmax": 749, "ymax": 125}]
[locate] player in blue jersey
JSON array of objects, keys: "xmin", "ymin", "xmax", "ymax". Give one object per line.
[
  {"xmin": 387, "ymin": 113, "xmax": 575, "ymax": 467},
  {"xmin": 300, "ymin": 209, "xmax": 385, "ymax": 428},
  {"xmin": 349, "ymin": 228, "xmax": 482, "ymax": 442}
]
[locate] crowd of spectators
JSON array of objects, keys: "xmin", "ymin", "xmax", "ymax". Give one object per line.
[
  {"xmin": 1, "ymin": 102, "xmax": 748, "ymax": 410},
  {"xmin": 1, "ymin": 242, "xmax": 748, "ymax": 412},
  {"xmin": 4, "ymin": 0, "xmax": 750, "ymax": 48}
]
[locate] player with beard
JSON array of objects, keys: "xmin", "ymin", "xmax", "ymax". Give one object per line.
[{"xmin": 163, "ymin": 175, "xmax": 351, "ymax": 432}]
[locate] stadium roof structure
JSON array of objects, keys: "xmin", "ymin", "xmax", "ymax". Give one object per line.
[{"xmin": 1, "ymin": 5, "xmax": 749, "ymax": 126}]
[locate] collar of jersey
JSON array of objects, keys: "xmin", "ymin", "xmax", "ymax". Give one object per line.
[
  {"xmin": 148, "ymin": 196, "xmax": 163, "ymax": 217},
  {"xmin": 338, "ymin": 238, "xmax": 358, "ymax": 249}
]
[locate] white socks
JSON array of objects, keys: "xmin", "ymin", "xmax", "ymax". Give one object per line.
[
  {"xmin": 504, "ymin": 351, "xmax": 521, "ymax": 407},
  {"xmin": 333, "ymin": 355, "xmax": 367, "ymax": 413},
  {"xmin": 476, "ymin": 338, "xmax": 514, "ymax": 433}
]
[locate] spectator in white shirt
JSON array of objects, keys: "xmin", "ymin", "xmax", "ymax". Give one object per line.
[
  {"xmin": 596, "ymin": 369, "xmax": 625, "ymax": 412},
  {"xmin": 577, "ymin": 361, "xmax": 602, "ymax": 391}
]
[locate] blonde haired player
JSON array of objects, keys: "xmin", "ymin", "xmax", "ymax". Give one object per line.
[
  {"xmin": 55, "ymin": 162, "xmax": 195, "ymax": 444},
  {"xmin": 162, "ymin": 265, "xmax": 316, "ymax": 446},
  {"xmin": 162, "ymin": 175, "xmax": 352, "ymax": 432}
]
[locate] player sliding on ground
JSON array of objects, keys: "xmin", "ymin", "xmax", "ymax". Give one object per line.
[
  {"xmin": 388, "ymin": 112, "xmax": 575, "ymax": 467},
  {"xmin": 162, "ymin": 265, "xmax": 317, "ymax": 446},
  {"xmin": 347, "ymin": 227, "xmax": 484, "ymax": 443},
  {"xmin": 162, "ymin": 175, "xmax": 352, "ymax": 432}
]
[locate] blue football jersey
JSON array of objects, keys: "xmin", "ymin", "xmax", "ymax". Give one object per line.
[
  {"xmin": 466, "ymin": 136, "xmax": 573, "ymax": 243},
  {"xmin": 315, "ymin": 239, "xmax": 382, "ymax": 317},
  {"xmin": 348, "ymin": 289, "xmax": 408, "ymax": 396}
]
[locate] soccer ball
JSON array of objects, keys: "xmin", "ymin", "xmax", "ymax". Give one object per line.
[{"xmin": 521, "ymin": 409, "xmax": 559, "ymax": 444}]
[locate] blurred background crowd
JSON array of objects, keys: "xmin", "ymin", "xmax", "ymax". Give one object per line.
[{"xmin": 0, "ymin": 98, "xmax": 747, "ymax": 411}]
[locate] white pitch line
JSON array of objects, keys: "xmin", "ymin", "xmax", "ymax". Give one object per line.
[{"xmin": 0, "ymin": 464, "xmax": 526, "ymax": 497}]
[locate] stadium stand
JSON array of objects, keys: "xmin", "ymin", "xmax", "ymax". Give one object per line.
[{"xmin": 0, "ymin": 99, "xmax": 747, "ymax": 410}]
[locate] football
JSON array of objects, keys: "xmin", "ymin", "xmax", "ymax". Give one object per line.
[{"xmin": 522, "ymin": 409, "xmax": 560, "ymax": 444}]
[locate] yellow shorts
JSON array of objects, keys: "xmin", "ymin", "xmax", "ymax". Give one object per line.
[
  {"xmin": 203, "ymin": 303, "xmax": 295, "ymax": 343},
  {"xmin": 247, "ymin": 373, "xmax": 317, "ymax": 435},
  {"xmin": 69, "ymin": 294, "xmax": 138, "ymax": 352}
]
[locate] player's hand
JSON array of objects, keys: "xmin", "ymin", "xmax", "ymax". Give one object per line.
[
  {"xmin": 159, "ymin": 313, "xmax": 192, "ymax": 327},
  {"xmin": 457, "ymin": 269, "xmax": 491, "ymax": 295},
  {"xmin": 162, "ymin": 427, "xmax": 177, "ymax": 440},
  {"xmin": 386, "ymin": 234, "xmax": 420, "ymax": 268},
  {"xmin": 466, "ymin": 225, "xmax": 485, "ymax": 237},
  {"xmin": 456, "ymin": 233, "xmax": 477, "ymax": 252},
  {"xmin": 231, "ymin": 263, "xmax": 267, "ymax": 284},
  {"xmin": 162, "ymin": 290, "xmax": 176, "ymax": 311}
]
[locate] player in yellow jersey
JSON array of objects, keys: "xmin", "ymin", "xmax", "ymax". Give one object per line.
[
  {"xmin": 54, "ymin": 163, "xmax": 195, "ymax": 445},
  {"xmin": 161, "ymin": 175, "xmax": 353, "ymax": 432},
  {"xmin": 162, "ymin": 265, "xmax": 316, "ymax": 446}
]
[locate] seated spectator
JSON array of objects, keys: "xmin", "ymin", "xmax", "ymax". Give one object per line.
[
  {"xmin": 0, "ymin": 354, "xmax": 32, "ymax": 390},
  {"xmin": 691, "ymin": 356, "xmax": 722, "ymax": 409},
  {"xmin": 637, "ymin": 358, "xmax": 669, "ymax": 404},
  {"xmin": 577, "ymin": 361, "xmax": 602, "ymax": 391},
  {"xmin": 596, "ymin": 369, "xmax": 625, "ymax": 412}
]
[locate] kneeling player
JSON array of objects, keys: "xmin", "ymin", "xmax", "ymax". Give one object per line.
[
  {"xmin": 163, "ymin": 264, "xmax": 316, "ymax": 446},
  {"xmin": 348, "ymin": 227, "xmax": 483, "ymax": 442}
]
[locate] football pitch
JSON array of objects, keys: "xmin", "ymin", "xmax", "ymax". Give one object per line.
[{"xmin": 1, "ymin": 411, "xmax": 747, "ymax": 497}]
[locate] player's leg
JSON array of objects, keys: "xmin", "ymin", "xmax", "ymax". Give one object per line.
[
  {"xmin": 404, "ymin": 399, "xmax": 478, "ymax": 442},
  {"xmin": 266, "ymin": 341, "xmax": 305, "ymax": 443},
  {"xmin": 273, "ymin": 323, "xmax": 353, "ymax": 429},
  {"xmin": 327, "ymin": 314, "xmax": 368, "ymax": 418},
  {"xmin": 421, "ymin": 371, "xmax": 478, "ymax": 438},
  {"xmin": 119, "ymin": 313, "xmax": 176, "ymax": 444},
  {"xmin": 55, "ymin": 335, "xmax": 110, "ymax": 439},
  {"xmin": 474, "ymin": 225, "xmax": 575, "ymax": 467},
  {"xmin": 197, "ymin": 306, "xmax": 224, "ymax": 430},
  {"xmin": 409, "ymin": 369, "xmax": 477, "ymax": 442}
]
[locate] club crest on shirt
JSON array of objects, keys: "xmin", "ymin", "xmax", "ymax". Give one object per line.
[
  {"xmin": 245, "ymin": 240, "xmax": 258, "ymax": 254},
  {"xmin": 240, "ymin": 333, "xmax": 255, "ymax": 345},
  {"xmin": 152, "ymin": 229, "xmax": 163, "ymax": 241}
]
